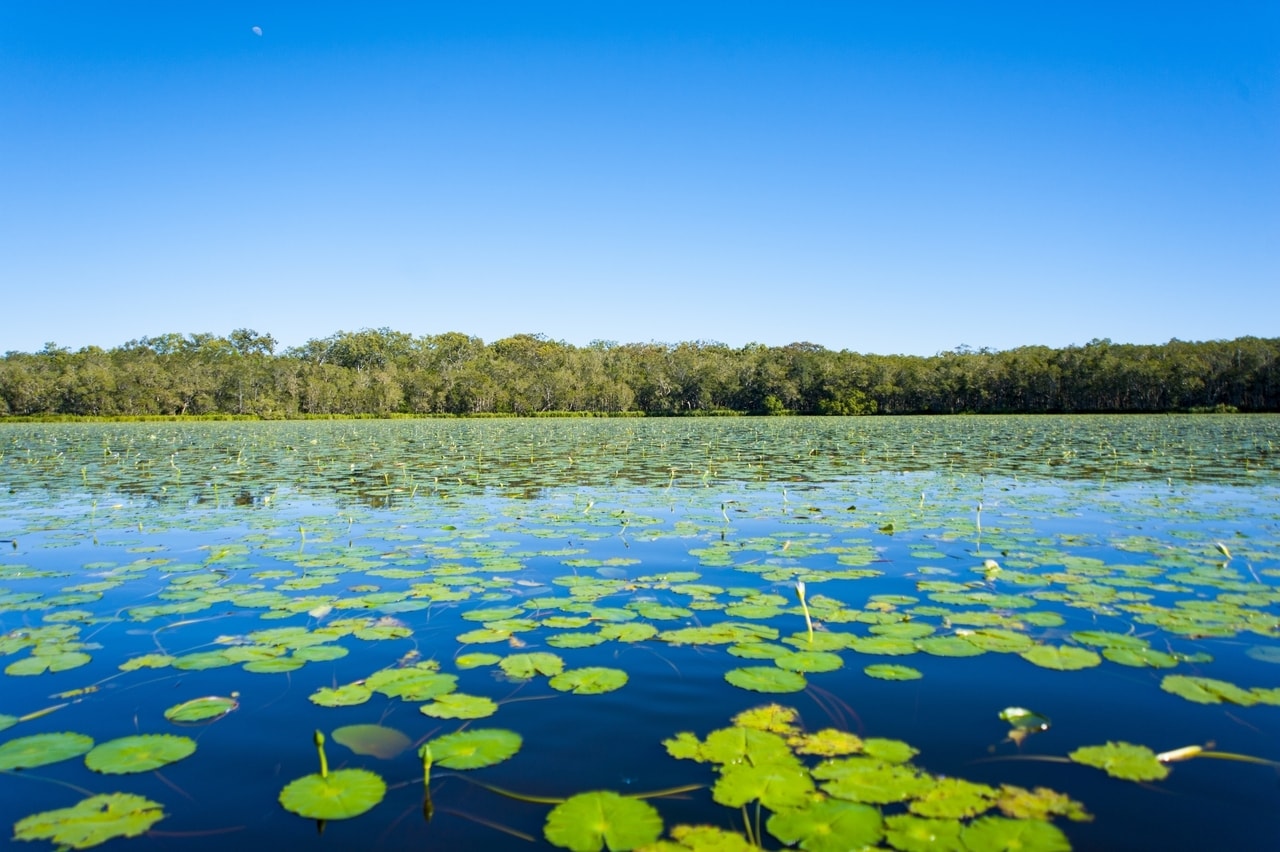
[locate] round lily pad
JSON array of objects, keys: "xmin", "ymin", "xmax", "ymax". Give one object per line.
[
  {"xmin": 1068, "ymin": 742, "xmax": 1169, "ymax": 781},
  {"xmin": 864, "ymin": 664, "xmax": 923, "ymax": 681},
  {"xmin": 961, "ymin": 816, "xmax": 1070, "ymax": 852},
  {"xmin": 279, "ymin": 768, "xmax": 387, "ymax": 820},
  {"xmin": 0, "ymin": 731, "xmax": 94, "ymax": 770},
  {"xmin": 1019, "ymin": 645, "xmax": 1102, "ymax": 671},
  {"xmin": 163, "ymin": 695, "xmax": 239, "ymax": 724},
  {"xmin": 308, "ymin": 684, "xmax": 373, "ymax": 708},
  {"xmin": 428, "ymin": 728, "xmax": 523, "ymax": 770},
  {"xmin": 331, "ymin": 724, "xmax": 412, "ymax": 759},
  {"xmin": 544, "ymin": 791, "xmax": 663, "ymax": 852},
  {"xmin": 774, "ymin": 650, "xmax": 844, "ymax": 673},
  {"xmin": 419, "ymin": 693, "xmax": 499, "ymax": 719},
  {"xmin": 884, "ymin": 814, "xmax": 965, "ymax": 852},
  {"xmin": 549, "ymin": 667, "xmax": 629, "ymax": 695},
  {"xmin": 724, "ymin": 666, "xmax": 807, "ymax": 693},
  {"xmin": 12, "ymin": 793, "xmax": 165, "ymax": 850},
  {"xmin": 767, "ymin": 799, "xmax": 884, "ymax": 852},
  {"xmin": 85, "ymin": 734, "xmax": 196, "ymax": 774}
]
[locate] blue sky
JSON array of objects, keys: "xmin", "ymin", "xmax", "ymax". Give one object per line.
[{"xmin": 2, "ymin": 2, "xmax": 1276, "ymax": 356}]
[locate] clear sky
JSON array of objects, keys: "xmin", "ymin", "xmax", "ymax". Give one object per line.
[{"xmin": 2, "ymin": 2, "xmax": 1276, "ymax": 357}]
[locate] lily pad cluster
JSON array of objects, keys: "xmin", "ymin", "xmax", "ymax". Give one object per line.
[{"xmin": 653, "ymin": 704, "xmax": 1090, "ymax": 851}]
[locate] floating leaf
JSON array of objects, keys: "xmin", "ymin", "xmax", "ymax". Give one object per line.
[
  {"xmin": 0, "ymin": 714, "xmax": 17, "ymax": 732},
  {"xmin": 428, "ymin": 728, "xmax": 523, "ymax": 769},
  {"xmin": 12, "ymin": 793, "xmax": 164, "ymax": 850},
  {"xmin": 1160, "ymin": 674, "xmax": 1258, "ymax": 706},
  {"xmin": 884, "ymin": 814, "xmax": 965, "ymax": 852},
  {"xmin": 714, "ymin": 760, "xmax": 814, "ymax": 809},
  {"xmin": 995, "ymin": 785, "xmax": 1091, "ymax": 822},
  {"xmin": 790, "ymin": 729, "xmax": 864, "ymax": 757},
  {"xmin": 6, "ymin": 651, "xmax": 92, "ymax": 676},
  {"xmin": 767, "ymin": 799, "xmax": 884, "ymax": 852},
  {"xmin": 773, "ymin": 650, "xmax": 844, "ymax": 672},
  {"xmin": 308, "ymin": 683, "xmax": 372, "ymax": 708},
  {"xmin": 331, "ymin": 724, "xmax": 412, "ymax": 759},
  {"xmin": 279, "ymin": 768, "xmax": 386, "ymax": 820},
  {"xmin": 916, "ymin": 636, "xmax": 986, "ymax": 658},
  {"xmin": 908, "ymin": 777, "xmax": 997, "ymax": 818},
  {"xmin": 724, "ymin": 666, "xmax": 806, "ymax": 693},
  {"xmin": 549, "ymin": 667, "xmax": 629, "ymax": 695},
  {"xmin": 500, "ymin": 652, "xmax": 565, "ymax": 679},
  {"xmin": 420, "ymin": 693, "xmax": 499, "ymax": 719},
  {"xmin": 960, "ymin": 816, "xmax": 1070, "ymax": 852},
  {"xmin": 455, "ymin": 652, "xmax": 502, "ymax": 669},
  {"xmin": 85, "ymin": 734, "xmax": 196, "ymax": 774},
  {"xmin": 0, "ymin": 731, "xmax": 94, "ymax": 770},
  {"xmin": 1019, "ymin": 645, "xmax": 1102, "ymax": 671},
  {"xmin": 732, "ymin": 704, "xmax": 800, "ymax": 735},
  {"xmin": 864, "ymin": 664, "xmax": 922, "ymax": 681},
  {"xmin": 817, "ymin": 759, "xmax": 930, "ymax": 804},
  {"xmin": 1068, "ymin": 742, "xmax": 1169, "ymax": 781},
  {"xmin": 544, "ymin": 791, "xmax": 663, "ymax": 852}
]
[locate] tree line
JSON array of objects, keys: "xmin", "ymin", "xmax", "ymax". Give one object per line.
[{"xmin": 1, "ymin": 330, "xmax": 1276, "ymax": 418}]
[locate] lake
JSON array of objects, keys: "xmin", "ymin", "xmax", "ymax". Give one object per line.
[{"xmin": 1, "ymin": 416, "xmax": 1278, "ymax": 851}]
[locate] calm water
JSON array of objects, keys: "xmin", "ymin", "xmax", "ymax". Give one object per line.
[{"xmin": 1, "ymin": 416, "xmax": 1278, "ymax": 851}]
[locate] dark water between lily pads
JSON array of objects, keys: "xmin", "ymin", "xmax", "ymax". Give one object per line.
[{"xmin": 1, "ymin": 416, "xmax": 1278, "ymax": 851}]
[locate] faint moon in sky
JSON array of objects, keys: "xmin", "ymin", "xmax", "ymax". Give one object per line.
[{"xmin": 251, "ymin": 26, "xmax": 262, "ymax": 36}]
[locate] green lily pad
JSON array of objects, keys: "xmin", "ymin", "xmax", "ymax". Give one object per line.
[
  {"xmin": 12, "ymin": 793, "xmax": 165, "ymax": 850},
  {"xmin": 0, "ymin": 731, "xmax": 94, "ymax": 770},
  {"xmin": 163, "ymin": 695, "xmax": 239, "ymax": 721},
  {"xmin": 767, "ymin": 799, "xmax": 884, "ymax": 852},
  {"xmin": 915, "ymin": 636, "xmax": 987, "ymax": 658},
  {"xmin": 908, "ymin": 777, "xmax": 997, "ymax": 818},
  {"xmin": 420, "ymin": 693, "xmax": 499, "ymax": 719},
  {"xmin": 724, "ymin": 666, "xmax": 807, "ymax": 693},
  {"xmin": 1068, "ymin": 742, "xmax": 1169, "ymax": 781},
  {"xmin": 791, "ymin": 729, "xmax": 864, "ymax": 757},
  {"xmin": 817, "ymin": 759, "xmax": 930, "ymax": 804},
  {"xmin": 549, "ymin": 667, "xmax": 629, "ymax": 695},
  {"xmin": 366, "ymin": 668, "xmax": 457, "ymax": 701},
  {"xmin": 455, "ymin": 652, "xmax": 502, "ymax": 669},
  {"xmin": 884, "ymin": 814, "xmax": 965, "ymax": 852},
  {"xmin": 279, "ymin": 768, "xmax": 387, "ymax": 820},
  {"xmin": 5, "ymin": 651, "xmax": 93, "ymax": 676},
  {"xmin": 308, "ymin": 683, "xmax": 373, "ymax": 708},
  {"xmin": 0, "ymin": 715, "xmax": 18, "ymax": 732},
  {"xmin": 864, "ymin": 664, "xmax": 923, "ymax": 681},
  {"xmin": 331, "ymin": 724, "xmax": 412, "ymax": 759},
  {"xmin": 773, "ymin": 650, "xmax": 844, "ymax": 673},
  {"xmin": 500, "ymin": 652, "xmax": 565, "ymax": 679},
  {"xmin": 428, "ymin": 728, "xmax": 523, "ymax": 769},
  {"xmin": 1101, "ymin": 647, "xmax": 1179, "ymax": 668},
  {"xmin": 960, "ymin": 816, "xmax": 1070, "ymax": 852},
  {"xmin": 662, "ymin": 824, "xmax": 757, "ymax": 851},
  {"xmin": 1019, "ymin": 645, "xmax": 1102, "ymax": 671},
  {"xmin": 1160, "ymin": 674, "xmax": 1259, "ymax": 706},
  {"xmin": 714, "ymin": 760, "xmax": 815, "ymax": 810},
  {"xmin": 848, "ymin": 635, "xmax": 919, "ymax": 656},
  {"xmin": 733, "ymin": 704, "xmax": 801, "ymax": 735},
  {"xmin": 85, "ymin": 734, "xmax": 196, "ymax": 774},
  {"xmin": 547, "ymin": 632, "xmax": 608, "ymax": 649},
  {"xmin": 544, "ymin": 791, "xmax": 663, "ymax": 852}
]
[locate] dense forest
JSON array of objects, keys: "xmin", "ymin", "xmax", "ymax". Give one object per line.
[{"xmin": 1, "ymin": 330, "xmax": 1277, "ymax": 418}]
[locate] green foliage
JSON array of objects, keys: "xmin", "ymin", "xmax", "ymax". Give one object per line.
[
  {"xmin": 84, "ymin": 734, "xmax": 196, "ymax": 774},
  {"xmin": 5, "ymin": 331, "xmax": 1276, "ymax": 418},
  {"xmin": 12, "ymin": 793, "xmax": 165, "ymax": 850},
  {"xmin": 544, "ymin": 791, "xmax": 663, "ymax": 852}
]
